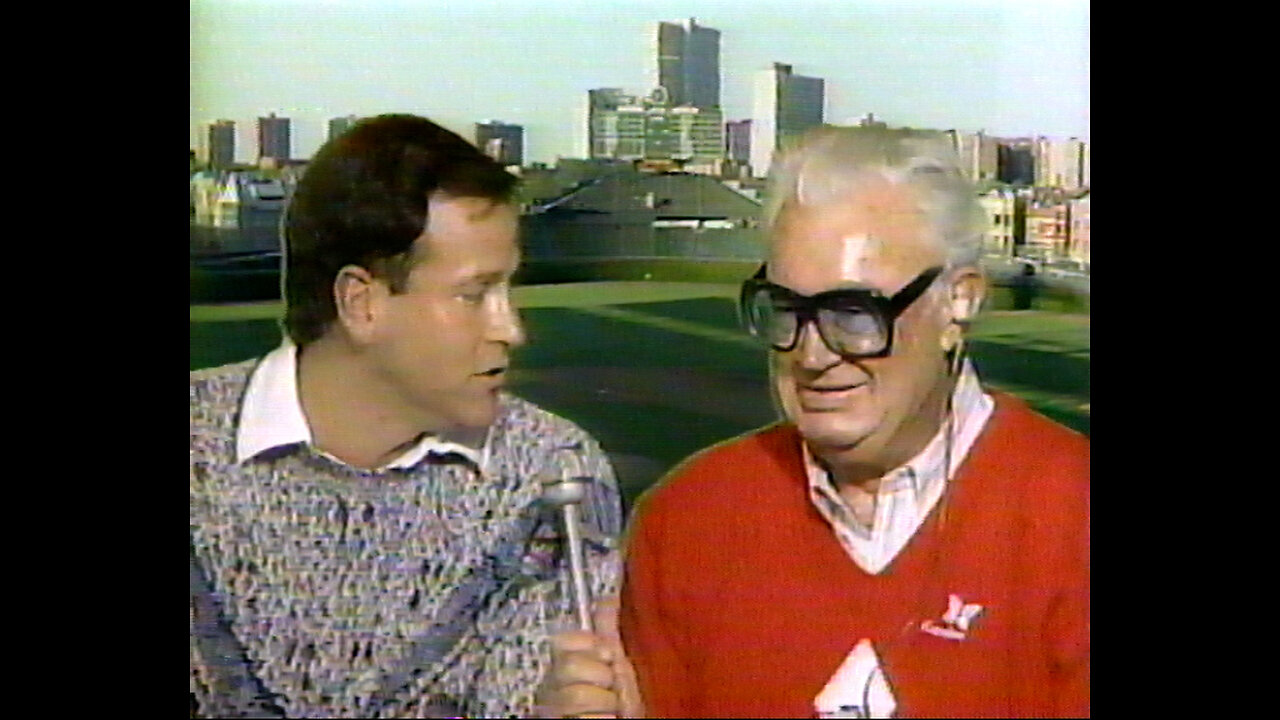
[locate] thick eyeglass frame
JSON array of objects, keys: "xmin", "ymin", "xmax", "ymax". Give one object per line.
[{"xmin": 739, "ymin": 263, "xmax": 945, "ymax": 358}]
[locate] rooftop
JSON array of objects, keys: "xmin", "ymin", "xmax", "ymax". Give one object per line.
[{"xmin": 536, "ymin": 169, "xmax": 762, "ymax": 219}]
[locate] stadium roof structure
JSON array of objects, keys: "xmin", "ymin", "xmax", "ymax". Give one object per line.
[{"xmin": 535, "ymin": 170, "xmax": 762, "ymax": 221}]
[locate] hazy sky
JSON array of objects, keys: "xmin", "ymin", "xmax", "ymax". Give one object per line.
[{"xmin": 191, "ymin": 0, "xmax": 1088, "ymax": 165}]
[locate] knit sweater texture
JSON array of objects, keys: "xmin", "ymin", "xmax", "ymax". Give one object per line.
[
  {"xmin": 190, "ymin": 358, "xmax": 623, "ymax": 718},
  {"xmin": 619, "ymin": 393, "xmax": 1089, "ymax": 718}
]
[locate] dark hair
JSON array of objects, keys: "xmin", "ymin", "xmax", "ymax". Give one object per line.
[{"xmin": 282, "ymin": 114, "xmax": 519, "ymax": 346}]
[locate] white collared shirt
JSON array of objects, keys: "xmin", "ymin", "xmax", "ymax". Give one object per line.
[
  {"xmin": 234, "ymin": 341, "xmax": 489, "ymax": 471},
  {"xmin": 803, "ymin": 361, "xmax": 994, "ymax": 575}
]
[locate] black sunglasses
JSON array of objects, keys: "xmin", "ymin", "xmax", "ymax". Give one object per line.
[{"xmin": 739, "ymin": 264, "xmax": 945, "ymax": 358}]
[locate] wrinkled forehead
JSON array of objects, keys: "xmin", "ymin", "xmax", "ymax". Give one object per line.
[{"xmin": 768, "ymin": 186, "xmax": 945, "ymax": 290}]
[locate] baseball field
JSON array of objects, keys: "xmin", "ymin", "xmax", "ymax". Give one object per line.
[{"xmin": 190, "ymin": 281, "xmax": 1090, "ymax": 511}]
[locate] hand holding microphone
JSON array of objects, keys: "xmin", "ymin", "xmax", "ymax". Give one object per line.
[
  {"xmin": 535, "ymin": 448, "xmax": 643, "ymax": 718},
  {"xmin": 536, "ymin": 599, "xmax": 644, "ymax": 719}
]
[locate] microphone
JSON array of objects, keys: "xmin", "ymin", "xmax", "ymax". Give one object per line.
[{"xmin": 540, "ymin": 452, "xmax": 594, "ymax": 633}]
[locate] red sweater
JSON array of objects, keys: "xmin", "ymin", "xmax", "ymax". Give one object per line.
[{"xmin": 619, "ymin": 394, "xmax": 1089, "ymax": 718}]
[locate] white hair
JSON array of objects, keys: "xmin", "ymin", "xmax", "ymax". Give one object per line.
[{"xmin": 764, "ymin": 126, "xmax": 985, "ymax": 268}]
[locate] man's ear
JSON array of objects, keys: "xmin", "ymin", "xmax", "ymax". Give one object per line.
[
  {"xmin": 333, "ymin": 264, "xmax": 386, "ymax": 344},
  {"xmin": 948, "ymin": 268, "xmax": 986, "ymax": 325},
  {"xmin": 940, "ymin": 268, "xmax": 985, "ymax": 353}
]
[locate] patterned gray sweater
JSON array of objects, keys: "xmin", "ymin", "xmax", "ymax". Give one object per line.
[{"xmin": 190, "ymin": 358, "xmax": 623, "ymax": 718}]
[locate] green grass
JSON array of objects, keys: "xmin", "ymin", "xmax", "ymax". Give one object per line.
[{"xmin": 191, "ymin": 282, "xmax": 1089, "ymax": 509}]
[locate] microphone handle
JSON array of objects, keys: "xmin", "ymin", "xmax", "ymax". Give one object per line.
[{"xmin": 561, "ymin": 503, "xmax": 594, "ymax": 632}]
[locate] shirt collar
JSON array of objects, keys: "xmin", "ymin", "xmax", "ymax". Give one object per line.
[{"xmin": 235, "ymin": 341, "xmax": 487, "ymax": 470}]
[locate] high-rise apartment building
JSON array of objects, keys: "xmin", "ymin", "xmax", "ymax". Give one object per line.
[
  {"xmin": 258, "ymin": 113, "xmax": 291, "ymax": 163},
  {"xmin": 1063, "ymin": 137, "xmax": 1087, "ymax": 190},
  {"xmin": 1034, "ymin": 136, "xmax": 1087, "ymax": 190},
  {"xmin": 997, "ymin": 139, "xmax": 1035, "ymax": 186},
  {"xmin": 474, "ymin": 121, "xmax": 525, "ymax": 167},
  {"xmin": 750, "ymin": 63, "xmax": 825, "ymax": 177},
  {"xmin": 952, "ymin": 131, "xmax": 1000, "ymax": 184},
  {"xmin": 207, "ymin": 120, "xmax": 235, "ymax": 169},
  {"xmin": 329, "ymin": 115, "xmax": 360, "ymax": 141},
  {"xmin": 1081, "ymin": 143, "xmax": 1090, "ymax": 189},
  {"xmin": 654, "ymin": 18, "xmax": 721, "ymax": 109}
]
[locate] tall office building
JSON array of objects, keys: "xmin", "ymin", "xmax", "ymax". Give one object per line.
[
  {"xmin": 654, "ymin": 18, "xmax": 721, "ymax": 109},
  {"xmin": 474, "ymin": 121, "xmax": 525, "ymax": 167},
  {"xmin": 207, "ymin": 120, "xmax": 235, "ymax": 169},
  {"xmin": 1062, "ymin": 138, "xmax": 1087, "ymax": 190},
  {"xmin": 725, "ymin": 119, "xmax": 751, "ymax": 164},
  {"xmin": 258, "ymin": 113, "xmax": 291, "ymax": 163},
  {"xmin": 328, "ymin": 115, "xmax": 360, "ymax": 141},
  {"xmin": 750, "ymin": 63, "xmax": 825, "ymax": 177}
]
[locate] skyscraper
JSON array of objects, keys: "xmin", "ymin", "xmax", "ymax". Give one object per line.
[
  {"xmin": 328, "ymin": 115, "xmax": 360, "ymax": 141},
  {"xmin": 474, "ymin": 121, "xmax": 525, "ymax": 167},
  {"xmin": 258, "ymin": 113, "xmax": 291, "ymax": 163},
  {"xmin": 654, "ymin": 18, "xmax": 721, "ymax": 109},
  {"xmin": 725, "ymin": 119, "xmax": 751, "ymax": 164},
  {"xmin": 750, "ymin": 63, "xmax": 825, "ymax": 177},
  {"xmin": 207, "ymin": 120, "xmax": 235, "ymax": 169}
]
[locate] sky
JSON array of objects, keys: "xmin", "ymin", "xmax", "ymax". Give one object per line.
[{"xmin": 191, "ymin": 0, "xmax": 1089, "ymax": 166}]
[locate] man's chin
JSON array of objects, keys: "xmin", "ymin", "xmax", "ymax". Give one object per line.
[
  {"xmin": 794, "ymin": 417, "xmax": 875, "ymax": 454},
  {"xmin": 453, "ymin": 404, "xmax": 498, "ymax": 431},
  {"xmin": 429, "ymin": 394, "xmax": 501, "ymax": 435}
]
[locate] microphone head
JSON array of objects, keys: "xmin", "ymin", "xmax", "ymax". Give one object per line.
[
  {"xmin": 538, "ymin": 443, "xmax": 591, "ymax": 508},
  {"xmin": 540, "ymin": 474, "xmax": 589, "ymax": 508}
]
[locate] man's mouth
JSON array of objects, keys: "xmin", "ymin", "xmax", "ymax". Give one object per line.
[
  {"xmin": 476, "ymin": 366, "xmax": 507, "ymax": 378},
  {"xmin": 796, "ymin": 381, "xmax": 868, "ymax": 409},
  {"xmin": 801, "ymin": 382, "xmax": 865, "ymax": 393}
]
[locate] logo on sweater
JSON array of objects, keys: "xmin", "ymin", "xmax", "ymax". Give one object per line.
[
  {"xmin": 814, "ymin": 639, "xmax": 896, "ymax": 719},
  {"xmin": 920, "ymin": 594, "xmax": 983, "ymax": 640}
]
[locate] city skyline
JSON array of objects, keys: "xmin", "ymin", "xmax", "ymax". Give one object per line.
[{"xmin": 191, "ymin": 0, "xmax": 1088, "ymax": 166}]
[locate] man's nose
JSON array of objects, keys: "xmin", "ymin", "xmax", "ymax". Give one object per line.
[
  {"xmin": 489, "ymin": 294, "xmax": 526, "ymax": 348},
  {"xmin": 793, "ymin": 319, "xmax": 841, "ymax": 371}
]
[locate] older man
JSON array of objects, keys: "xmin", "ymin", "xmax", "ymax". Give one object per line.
[
  {"xmin": 542, "ymin": 127, "xmax": 1088, "ymax": 718},
  {"xmin": 190, "ymin": 115, "xmax": 622, "ymax": 718}
]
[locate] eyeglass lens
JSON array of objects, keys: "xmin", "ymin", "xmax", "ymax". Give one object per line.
[{"xmin": 750, "ymin": 290, "xmax": 889, "ymax": 355}]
